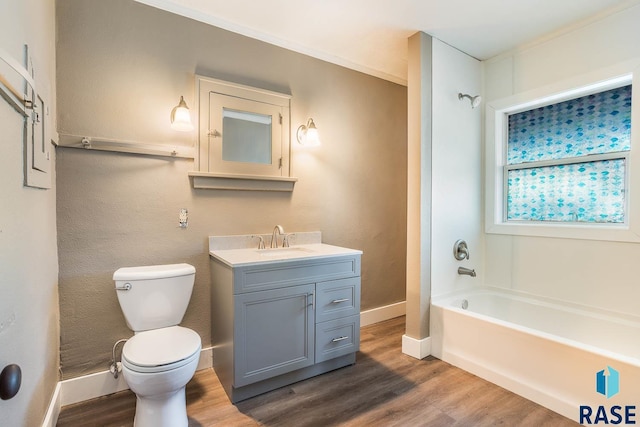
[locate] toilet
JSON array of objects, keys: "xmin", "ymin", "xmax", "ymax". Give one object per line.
[{"xmin": 113, "ymin": 263, "xmax": 201, "ymax": 427}]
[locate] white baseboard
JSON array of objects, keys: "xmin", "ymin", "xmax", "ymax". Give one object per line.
[
  {"xmin": 59, "ymin": 346, "xmax": 213, "ymax": 407},
  {"xmin": 60, "ymin": 367, "xmax": 130, "ymax": 407},
  {"xmin": 360, "ymin": 301, "xmax": 405, "ymax": 327},
  {"xmin": 196, "ymin": 346, "xmax": 213, "ymax": 371},
  {"xmin": 402, "ymin": 334, "xmax": 432, "ymax": 359},
  {"xmin": 42, "ymin": 382, "xmax": 61, "ymax": 427}
]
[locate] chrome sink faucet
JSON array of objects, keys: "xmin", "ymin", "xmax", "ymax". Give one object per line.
[{"xmin": 271, "ymin": 225, "xmax": 284, "ymax": 248}]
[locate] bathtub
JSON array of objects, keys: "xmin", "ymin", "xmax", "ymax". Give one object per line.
[{"xmin": 430, "ymin": 287, "xmax": 640, "ymax": 423}]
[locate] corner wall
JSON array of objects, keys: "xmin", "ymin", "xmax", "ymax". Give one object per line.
[
  {"xmin": 483, "ymin": 4, "xmax": 640, "ymax": 315},
  {"xmin": 0, "ymin": 0, "xmax": 59, "ymax": 425},
  {"xmin": 404, "ymin": 34, "xmax": 482, "ymax": 358},
  {"xmin": 405, "ymin": 32, "xmax": 433, "ymax": 346}
]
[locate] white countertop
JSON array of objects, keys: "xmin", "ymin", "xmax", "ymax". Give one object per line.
[{"xmin": 210, "ymin": 243, "xmax": 362, "ymax": 267}]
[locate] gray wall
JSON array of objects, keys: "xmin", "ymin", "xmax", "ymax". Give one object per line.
[
  {"xmin": 0, "ymin": 0, "xmax": 59, "ymax": 425},
  {"xmin": 56, "ymin": 0, "xmax": 407, "ymax": 379}
]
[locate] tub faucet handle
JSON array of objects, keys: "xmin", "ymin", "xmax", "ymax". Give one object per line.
[{"xmin": 454, "ymin": 240, "xmax": 470, "ymax": 261}]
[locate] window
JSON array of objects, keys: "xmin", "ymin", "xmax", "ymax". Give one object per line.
[
  {"xmin": 486, "ymin": 69, "xmax": 640, "ymax": 242},
  {"xmin": 506, "ymin": 85, "xmax": 631, "ymax": 223}
]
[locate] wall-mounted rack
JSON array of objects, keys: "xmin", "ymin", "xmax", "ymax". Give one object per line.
[
  {"xmin": 0, "ymin": 46, "xmax": 35, "ymax": 117},
  {"xmin": 57, "ymin": 133, "xmax": 195, "ymax": 159},
  {"xmin": 1, "ymin": 44, "xmax": 54, "ymax": 189}
]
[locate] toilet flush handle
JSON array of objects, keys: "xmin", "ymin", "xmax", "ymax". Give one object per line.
[{"xmin": 116, "ymin": 282, "xmax": 132, "ymax": 291}]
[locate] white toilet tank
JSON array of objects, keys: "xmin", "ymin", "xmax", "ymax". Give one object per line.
[{"xmin": 113, "ymin": 263, "xmax": 196, "ymax": 332}]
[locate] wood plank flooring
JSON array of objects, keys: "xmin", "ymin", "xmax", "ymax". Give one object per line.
[{"xmin": 57, "ymin": 317, "xmax": 578, "ymax": 426}]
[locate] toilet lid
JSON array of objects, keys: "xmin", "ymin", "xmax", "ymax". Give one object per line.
[{"xmin": 122, "ymin": 326, "xmax": 201, "ymax": 367}]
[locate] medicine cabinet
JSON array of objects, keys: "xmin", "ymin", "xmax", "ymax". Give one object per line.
[{"xmin": 189, "ymin": 76, "xmax": 297, "ymax": 191}]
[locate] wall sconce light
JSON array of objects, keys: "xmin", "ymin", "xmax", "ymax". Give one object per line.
[
  {"xmin": 296, "ymin": 118, "xmax": 320, "ymax": 146},
  {"xmin": 170, "ymin": 96, "xmax": 194, "ymax": 132}
]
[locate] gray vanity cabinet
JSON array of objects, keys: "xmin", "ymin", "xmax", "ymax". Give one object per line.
[{"xmin": 210, "ymin": 252, "xmax": 361, "ymax": 403}]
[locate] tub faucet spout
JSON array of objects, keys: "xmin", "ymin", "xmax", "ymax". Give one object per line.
[
  {"xmin": 271, "ymin": 225, "xmax": 284, "ymax": 248},
  {"xmin": 458, "ymin": 267, "xmax": 476, "ymax": 277}
]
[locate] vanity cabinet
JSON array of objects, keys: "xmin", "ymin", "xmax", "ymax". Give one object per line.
[{"xmin": 210, "ymin": 250, "xmax": 361, "ymax": 403}]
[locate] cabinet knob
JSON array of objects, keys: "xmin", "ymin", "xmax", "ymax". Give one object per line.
[{"xmin": 0, "ymin": 364, "xmax": 21, "ymax": 400}]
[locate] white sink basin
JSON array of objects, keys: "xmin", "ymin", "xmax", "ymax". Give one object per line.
[{"xmin": 256, "ymin": 247, "xmax": 314, "ymax": 257}]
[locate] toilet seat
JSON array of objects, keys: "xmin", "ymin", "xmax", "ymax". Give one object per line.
[{"xmin": 122, "ymin": 326, "xmax": 201, "ymax": 374}]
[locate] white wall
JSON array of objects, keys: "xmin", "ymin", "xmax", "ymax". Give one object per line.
[
  {"xmin": 431, "ymin": 39, "xmax": 483, "ymax": 297},
  {"xmin": 483, "ymin": 4, "xmax": 640, "ymax": 316},
  {"xmin": 0, "ymin": 0, "xmax": 59, "ymax": 425}
]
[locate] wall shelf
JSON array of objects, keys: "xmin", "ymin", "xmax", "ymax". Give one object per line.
[
  {"xmin": 58, "ymin": 133, "xmax": 195, "ymax": 159},
  {"xmin": 188, "ymin": 171, "xmax": 297, "ymax": 191}
]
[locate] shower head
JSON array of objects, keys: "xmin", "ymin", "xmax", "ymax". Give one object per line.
[{"xmin": 458, "ymin": 93, "xmax": 482, "ymax": 109}]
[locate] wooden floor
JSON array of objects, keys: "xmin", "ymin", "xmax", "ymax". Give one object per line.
[{"xmin": 57, "ymin": 317, "xmax": 577, "ymax": 426}]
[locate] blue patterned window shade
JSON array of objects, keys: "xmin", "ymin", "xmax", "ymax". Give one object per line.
[
  {"xmin": 508, "ymin": 85, "xmax": 632, "ymax": 165},
  {"xmin": 507, "ymin": 159, "xmax": 625, "ymax": 223},
  {"xmin": 506, "ymin": 85, "xmax": 631, "ymax": 224}
]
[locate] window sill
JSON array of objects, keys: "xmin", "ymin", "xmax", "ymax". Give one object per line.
[
  {"xmin": 486, "ymin": 221, "xmax": 640, "ymax": 243},
  {"xmin": 188, "ymin": 171, "xmax": 297, "ymax": 191}
]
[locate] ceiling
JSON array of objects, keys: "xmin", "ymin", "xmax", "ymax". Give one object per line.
[{"xmin": 134, "ymin": 0, "xmax": 640, "ymax": 85}]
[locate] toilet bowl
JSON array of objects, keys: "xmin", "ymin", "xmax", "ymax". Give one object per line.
[
  {"xmin": 121, "ymin": 326, "xmax": 201, "ymax": 427},
  {"xmin": 114, "ymin": 264, "xmax": 200, "ymax": 427}
]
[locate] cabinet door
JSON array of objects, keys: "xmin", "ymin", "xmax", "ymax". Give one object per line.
[
  {"xmin": 234, "ymin": 284, "xmax": 315, "ymax": 387},
  {"xmin": 209, "ymin": 93, "xmax": 286, "ymax": 177}
]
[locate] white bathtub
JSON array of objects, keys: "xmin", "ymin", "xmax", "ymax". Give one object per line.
[{"xmin": 430, "ymin": 287, "xmax": 640, "ymax": 423}]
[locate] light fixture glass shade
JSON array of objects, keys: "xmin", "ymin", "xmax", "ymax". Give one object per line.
[
  {"xmin": 297, "ymin": 118, "xmax": 321, "ymax": 146},
  {"xmin": 171, "ymin": 96, "xmax": 193, "ymax": 132}
]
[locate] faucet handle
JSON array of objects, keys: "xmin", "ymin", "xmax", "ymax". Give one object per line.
[
  {"xmin": 282, "ymin": 233, "xmax": 295, "ymax": 248},
  {"xmin": 251, "ymin": 235, "xmax": 265, "ymax": 250},
  {"xmin": 453, "ymin": 239, "xmax": 470, "ymax": 261}
]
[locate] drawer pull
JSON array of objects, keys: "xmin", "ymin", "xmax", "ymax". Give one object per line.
[
  {"xmin": 331, "ymin": 336, "xmax": 349, "ymax": 343},
  {"xmin": 331, "ymin": 298, "xmax": 349, "ymax": 304},
  {"xmin": 308, "ymin": 293, "xmax": 315, "ymax": 310}
]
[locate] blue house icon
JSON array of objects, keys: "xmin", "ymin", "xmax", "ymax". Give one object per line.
[{"xmin": 596, "ymin": 366, "xmax": 619, "ymax": 398}]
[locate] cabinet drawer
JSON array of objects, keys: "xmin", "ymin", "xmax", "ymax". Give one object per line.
[
  {"xmin": 315, "ymin": 315, "xmax": 360, "ymax": 363},
  {"xmin": 316, "ymin": 277, "xmax": 360, "ymax": 323},
  {"xmin": 234, "ymin": 255, "xmax": 361, "ymax": 294}
]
